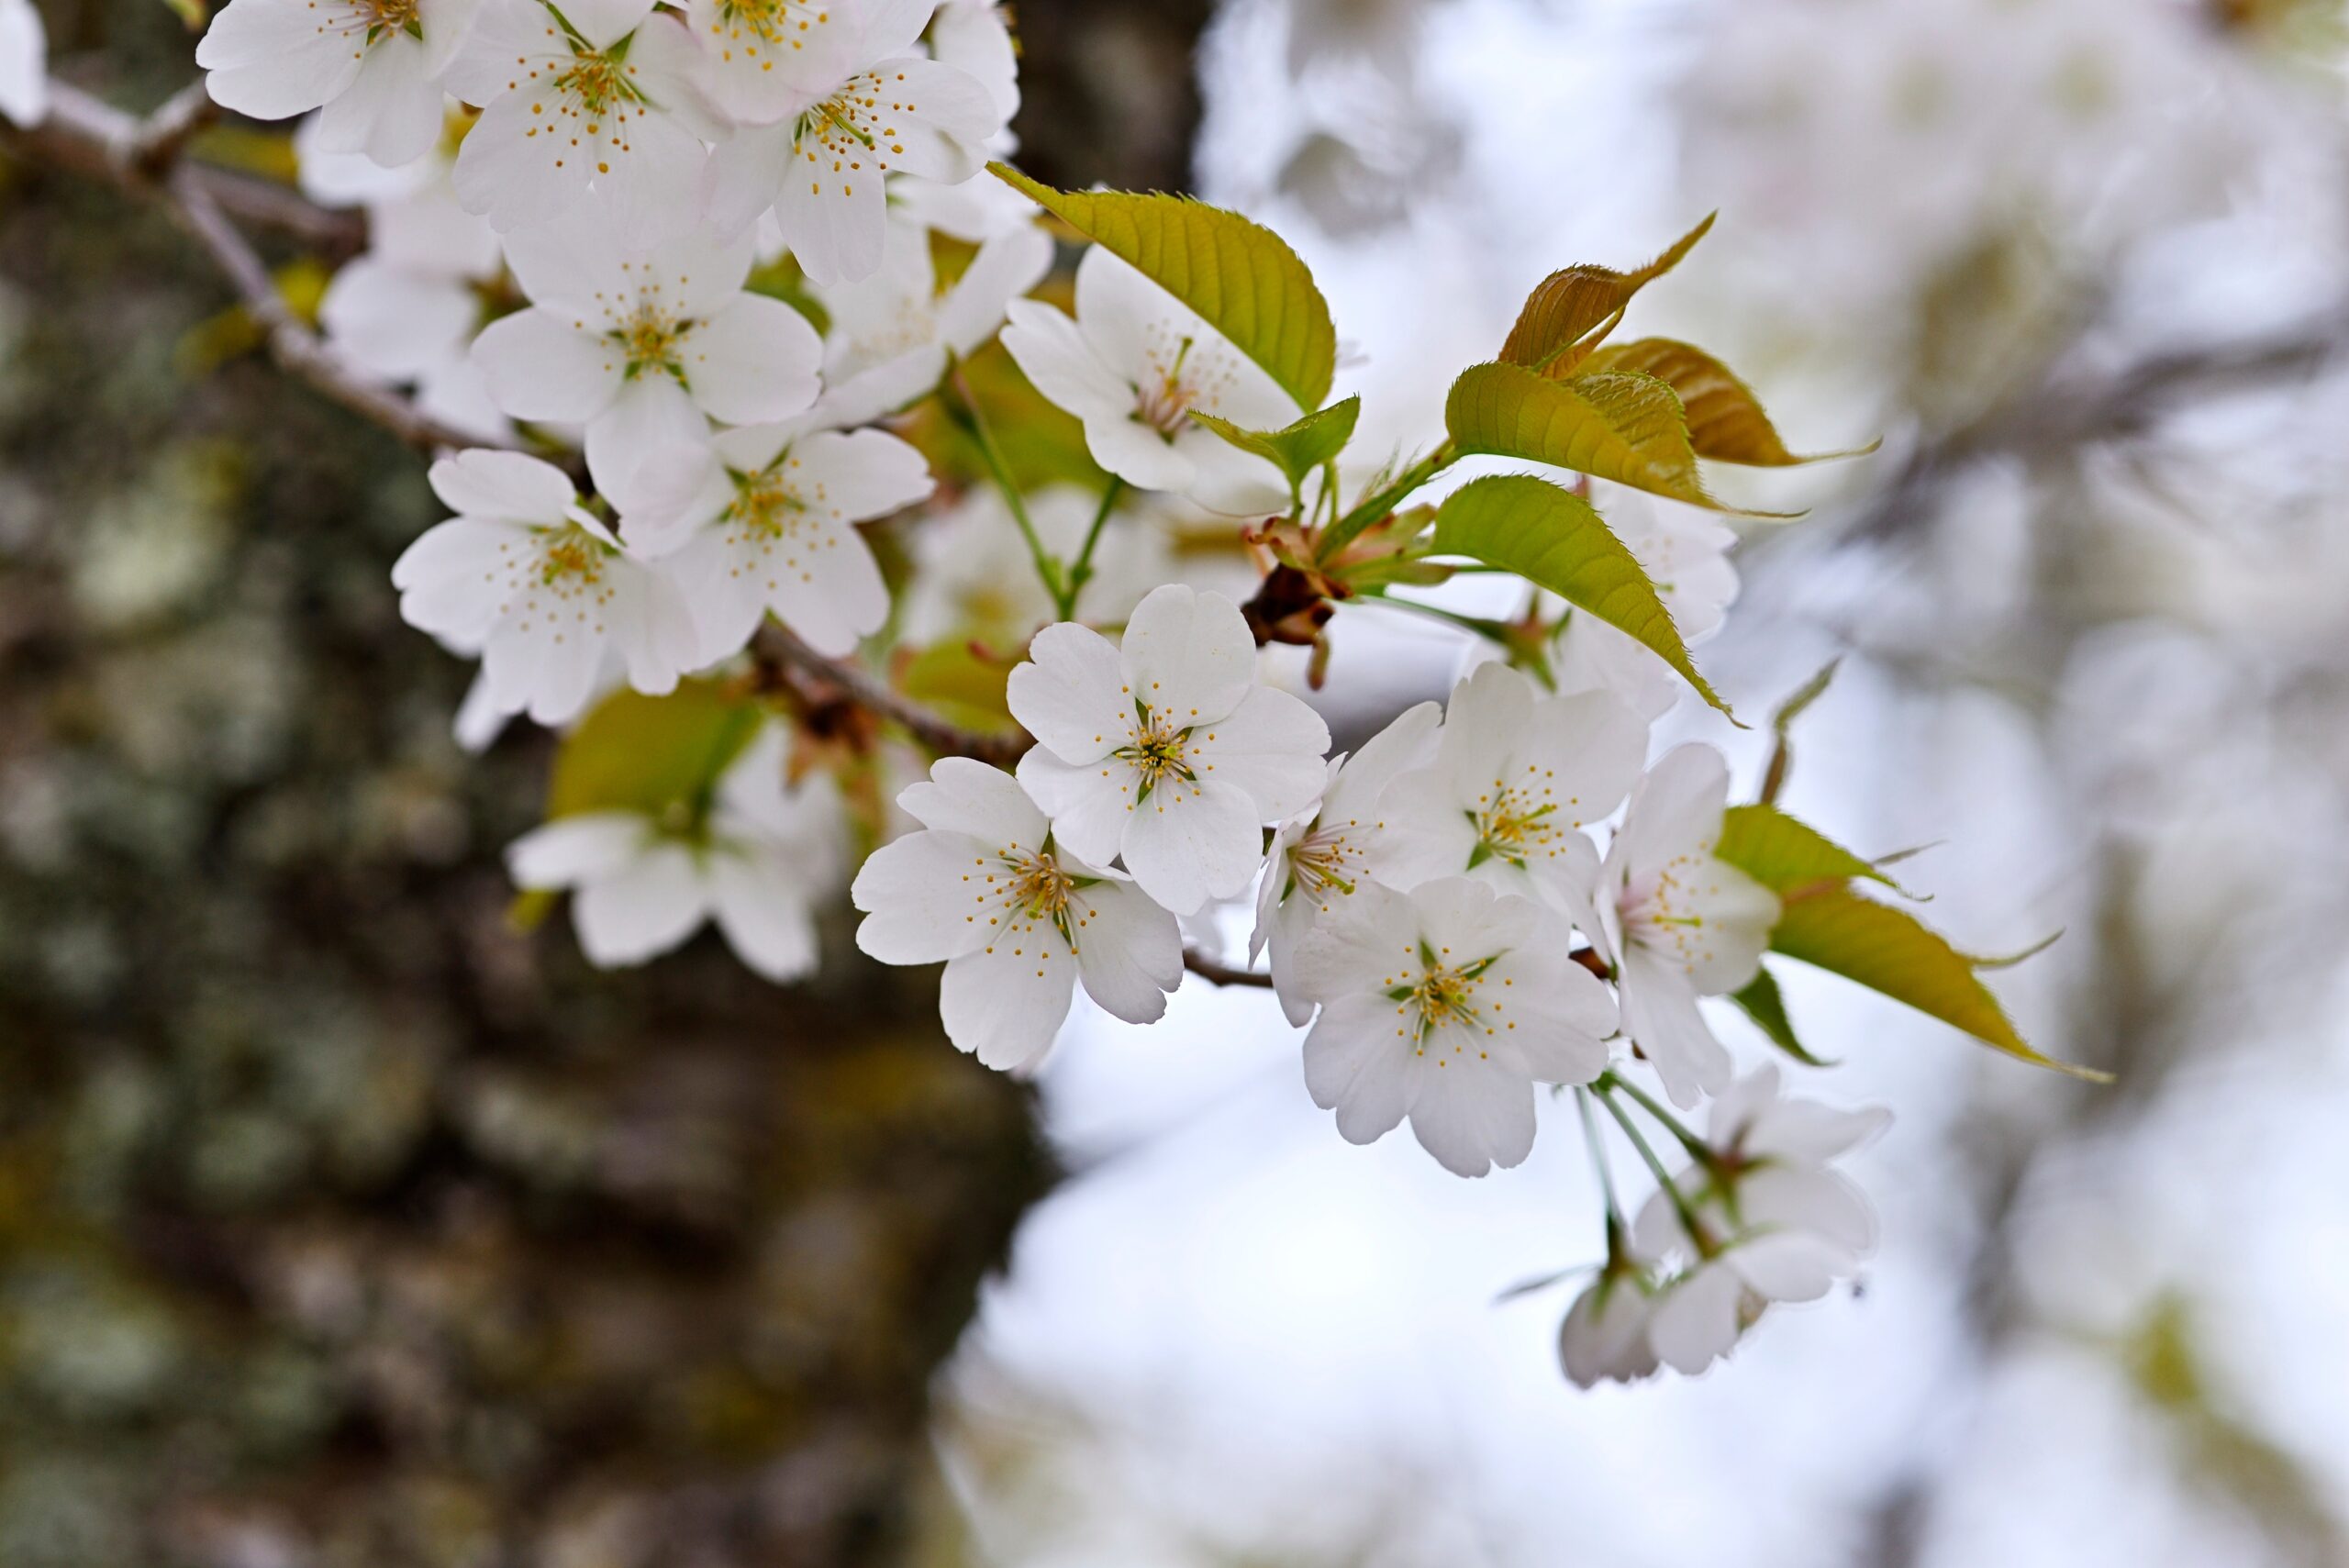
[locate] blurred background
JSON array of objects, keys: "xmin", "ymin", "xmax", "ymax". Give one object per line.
[{"xmin": 6, "ymin": 0, "xmax": 2349, "ymax": 1563}]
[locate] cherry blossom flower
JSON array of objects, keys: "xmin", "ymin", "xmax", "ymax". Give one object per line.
[
  {"xmin": 445, "ymin": 0, "xmax": 723, "ymax": 244},
  {"xmin": 507, "ymin": 722, "xmax": 843, "ymax": 979},
  {"xmin": 0, "ymin": 0, "xmax": 48, "ymax": 128},
  {"xmin": 898, "ymin": 484, "xmax": 1168, "ymax": 644},
  {"xmin": 391, "ymin": 449, "xmax": 699, "ymax": 725},
  {"xmin": 1556, "ymin": 1256, "xmax": 1663, "ymax": 1388},
  {"xmin": 1553, "ymin": 487, "xmax": 1741, "ymax": 719},
  {"xmin": 851, "ymin": 757, "xmax": 1185, "ymax": 1072},
  {"xmin": 1001, "ymin": 247, "xmax": 1301, "ymax": 515},
  {"xmin": 620, "ymin": 419, "xmax": 935, "ymax": 662},
  {"xmin": 1008, "ymin": 584, "xmax": 1330, "ymax": 916},
  {"xmin": 469, "ymin": 215, "xmax": 823, "ymax": 513},
  {"xmin": 1589, "ymin": 744, "xmax": 1780, "ymax": 1107},
  {"xmin": 705, "ymin": 1, "xmax": 1000, "ymax": 285},
  {"xmin": 1251, "ymin": 699, "xmax": 1441, "ymax": 1026},
  {"xmin": 809, "ymin": 212, "xmax": 1051, "ymax": 427},
  {"xmin": 928, "ymin": 0, "xmax": 1017, "ymax": 129},
  {"xmin": 1626, "ymin": 1064, "xmax": 1890, "ymax": 1374},
  {"xmin": 1375, "ymin": 662, "xmax": 1647, "ymax": 917},
  {"xmin": 198, "ymin": 0, "xmax": 479, "ymax": 167},
  {"xmin": 1289, "ymin": 877, "xmax": 1615, "ymax": 1177}
]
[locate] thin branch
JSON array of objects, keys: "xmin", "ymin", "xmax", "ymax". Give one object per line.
[
  {"xmin": 752, "ymin": 623, "xmax": 1030, "ymax": 768},
  {"xmin": 1182, "ymin": 949, "xmax": 1275, "ymax": 988}
]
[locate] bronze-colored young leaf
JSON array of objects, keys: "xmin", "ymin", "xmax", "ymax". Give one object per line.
[
  {"xmin": 1715, "ymin": 803, "xmax": 1899, "ymax": 896},
  {"xmin": 989, "ymin": 163, "xmax": 1337, "ymax": 410},
  {"xmin": 1429, "ymin": 473, "xmax": 1731, "ymax": 717},
  {"xmin": 547, "ymin": 681, "xmax": 764, "ymax": 820},
  {"xmin": 1497, "ymin": 213, "xmax": 1715, "ymax": 378},
  {"xmin": 1580, "ymin": 338, "xmax": 1880, "ymax": 466},
  {"xmin": 1769, "ymin": 887, "xmax": 2110, "ymax": 1082},
  {"xmin": 1445, "ymin": 361, "xmax": 1798, "ymax": 516},
  {"xmin": 1191, "ymin": 395, "xmax": 1361, "ymax": 492}
]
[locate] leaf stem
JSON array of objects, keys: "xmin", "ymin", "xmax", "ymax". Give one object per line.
[
  {"xmin": 945, "ymin": 364, "xmax": 1064, "ymax": 609},
  {"xmin": 1591, "ymin": 1081, "xmax": 1715, "ymax": 1256},
  {"xmin": 1060, "ymin": 475, "xmax": 1125, "ymax": 618},
  {"xmin": 1598, "ymin": 1069, "xmax": 1720, "ymax": 1169}
]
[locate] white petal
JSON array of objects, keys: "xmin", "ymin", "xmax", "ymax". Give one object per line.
[
  {"xmin": 560, "ymin": 0, "xmax": 655, "ymax": 50},
  {"xmin": 1739, "ymin": 1165, "xmax": 1878, "ymax": 1256},
  {"xmin": 1186, "ymin": 684, "xmax": 1330, "ymax": 823},
  {"xmin": 1648, "ymin": 1263, "xmax": 1745, "ymax": 1374},
  {"xmin": 0, "ymin": 0, "xmax": 45, "ymax": 127},
  {"xmin": 1071, "ymin": 880, "xmax": 1183, "ymax": 1025},
  {"xmin": 751, "ymin": 514, "xmax": 892, "ymax": 658},
  {"xmin": 571, "ymin": 841, "xmax": 711, "ymax": 965},
  {"xmin": 471, "ymin": 308, "xmax": 624, "ymax": 424},
  {"xmin": 1407, "ymin": 1054, "xmax": 1536, "ymax": 1178},
  {"xmin": 451, "ymin": 79, "xmax": 595, "ymax": 231},
  {"xmin": 1288, "ymin": 878, "xmax": 1419, "ymax": 1002},
  {"xmin": 1013, "ymin": 747, "xmax": 1133, "ymax": 872},
  {"xmin": 1619, "ymin": 946, "xmax": 1734, "ymax": 1108},
  {"xmin": 787, "ymin": 428, "xmax": 936, "ymax": 520},
  {"xmin": 683, "ymin": 294, "xmax": 824, "ymax": 425},
  {"xmin": 1301, "ymin": 992, "xmax": 1418, "ymax": 1143},
  {"xmin": 1620, "ymin": 743, "xmax": 1735, "ymax": 869},
  {"xmin": 321, "ymin": 261, "xmax": 476, "ymax": 381},
  {"xmin": 1118, "ymin": 774, "xmax": 1264, "ymax": 916},
  {"xmin": 852, "ymin": 828, "xmax": 996, "ymax": 964},
  {"xmin": 507, "ymin": 811, "xmax": 647, "ymax": 888},
  {"xmin": 427, "ymin": 449, "xmax": 577, "ymax": 524},
  {"xmin": 940, "ymin": 941, "xmax": 1076, "ymax": 1073},
  {"xmin": 1559, "ymin": 1280, "xmax": 1660, "ymax": 1388},
  {"xmin": 1119, "ymin": 584, "xmax": 1257, "ymax": 727},
  {"xmin": 772, "ymin": 138, "xmax": 889, "ymax": 286},
  {"xmin": 938, "ymin": 224, "xmax": 1052, "ymax": 356},
  {"xmin": 897, "ymin": 756, "xmax": 1046, "ymax": 845},
  {"xmin": 314, "ymin": 32, "xmax": 442, "ymax": 165},
  {"xmin": 709, "ymin": 855, "xmax": 820, "ymax": 983},
  {"xmin": 1005, "ymin": 620, "xmax": 1130, "ymax": 764},
  {"xmin": 999, "ymin": 298, "xmax": 1133, "ymax": 423},
  {"xmin": 1728, "ymin": 1231, "xmax": 1847, "ymax": 1305},
  {"xmin": 584, "ymin": 375, "xmax": 712, "ymax": 517}
]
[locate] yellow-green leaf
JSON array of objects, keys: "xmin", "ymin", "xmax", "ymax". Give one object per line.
[
  {"xmin": 1580, "ymin": 338, "xmax": 1878, "ymax": 467},
  {"xmin": 1498, "ymin": 213, "xmax": 1714, "ymax": 378},
  {"xmin": 989, "ymin": 162, "xmax": 1337, "ymax": 410},
  {"xmin": 547, "ymin": 681, "xmax": 763, "ymax": 819},
  {"xmin": 898, "ymin": 640, "xmax": 1019, "ymax": 737},
  {"xmin": 1445, "ymin": 361, "xmax": 1795, "ymax": 516},
  {"xmin": 1730, "ymin": 967, "xmax": 1834, "ymax": 1067},
  {"xmin": 1715, "ymin": 803, "xmax": 1898, "ymax": 895},
  {"xmin": 1768, "ymin": 887, "xmax": 2109, "ymax": 1082},
  {"xmin": 1191, "ymin": 395, "xmax": 1360, "ymax": 493},
  {"xmin": 1430, "ymin": 474, "xmax": 1731, "ymax": 717}
]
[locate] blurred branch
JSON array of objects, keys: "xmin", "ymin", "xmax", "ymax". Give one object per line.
[
  {"xmin": 752, "ymin": 623, "xmax": 1032, "ymax": 769},
  {"xmin": 1182, "ymin": 950, "xmax": 1275, "ymax": 988}
]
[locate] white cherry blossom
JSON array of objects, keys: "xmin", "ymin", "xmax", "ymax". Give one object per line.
[
  {"xmin": 705, "ymin": 0, "xmax": 1000, "ymax": 285},
  {"xmin": 1553, "ymin": 487, "xmax": 1741, "ymax": 719},
  {"xmin": 1008, "ymin": 584, "xmax": 1330, "ymax": 916},
  {"xmin": 1627, "ymin": 1064, "xmax": 1890, "ymax": 1374},
  {"xmin": 1251, "ymin": 699, "xmax": 1440, "ymax": 1026},
  {"xmin": 898, "ymin": 483, "xmax": 1167, "ymax": 644},
  {"xmin": 1001, "ymin": 247, "xmax": 1301, "ymax": 515},
  {"xmin": 809, "ymin": 211, "xmax": 1051, "ymax": 426},
  {"xmin": 1556, "ymin": 1261, "xmax": 1663, "ymax": 1388},
  {"xmin": 1375, "ymin": 661, "xmax": 1647, "ymax": 917},
  {"xmin": 1590, "ymin": 744, "xmax": 1780, "ymax": 1108},
  {"xmin": 928, "ymin": 0, "xmax": 1016, "ymax": 128},
  {"xmin": 445, "ymin": 0, "xmax": 722, "ymax": 244},
  {"xmin": 1290, "ymin": 877, "xmax": 1615, "ymax": 1178},
  {"xmin": 622, "ymin": 419, "xmax": 935, "ymax": 662},
  {"xmin": 507, "ymin": 722, "xmax": 843, "ymax": 979},
  {"xmin": 0, "ymin": 0, "xmax": 48, "ymax": 128},
  {"xmin": 851, "ymin": 757, "xmax": 1184, "ymax": 1073},
  {"xmin": 198, "ymin": 0, "xmax": 478, "ymax": 167},
  {"xmin": 391, "ymin": 449, "xmax": 699, "ymax": 725},
  {"xmin": 470, "ymin": 215, "xmax": 822, "ymax": 512}
]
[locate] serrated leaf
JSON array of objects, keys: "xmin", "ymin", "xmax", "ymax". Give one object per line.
[
  {"xmin": 1768, "ymin": 887, "xmax": 2109, "ymax": 1082},
  {"xmin": 1498, "ymin": 213, "xmax": 1715, "ymax": 378},
  {"xmin": 1429, "ymin": 474, "xmax": 1731, "ymax": 717},
  {"xmin": 1579, "ymin": 338, "xmax": 1878, "ymax": 467},
  {"xmin": 1715, "ymin": 803, "xmax": 1897, "ymax": 895},
  {"xmin": 1445, "ymin": 361, "xmax": 1796, "ymax": 516},
  {"xmin": 989, "ymin": 163, "xmax": 1336, "ymax": 410},
  {"xmin": 1729, "ymin": 966, "xmax": 1834, "ymax": 1067},
  {"xmin": 1191, "ymin": 395, "xmax": 1359, "ymax": 493},
  {"xmin": 548, "ymin": 681, "xmax": 763, "ymax": 819}
]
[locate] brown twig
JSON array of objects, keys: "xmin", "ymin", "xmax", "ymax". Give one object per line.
[
  {"xmin": 751, "ymin": 623, "xmax": 1031, "ymax": 768},
  {"xmin": 1182, "ymin": 949, "xmax": 1275, "ymax": 988}
]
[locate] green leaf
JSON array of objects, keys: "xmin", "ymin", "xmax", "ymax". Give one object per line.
[
  {"xmin": 1429, "ymin": 474, "xmax": 1732, "ymax": 717},
  {"xmin": 1715, "ymin": 803, "xmax": 1898, "ymax": 895},
  {"xmin": 1729, "ymin": 967, "xmax": 1835, "ymax": 1067},
  {"xmin": 1191, "ymin": 395, "xmax": 1360, "ymax": 493},
  {"xmin": 1768, "ymin": 887, "xmax": 2110, "ymax": 1082},
  {"xmin": 548, "ymin": 680, "xmax": 763, "ymax": 820},
  {"xmin": 989, "ymin": 163, "xmax": 1337, "ymax": 409},
  {"xmin": 1444, "ymin": 361, "xmax": 1797, "ymax": 516},
  {"xmin": 1498, "ymin": 213, "xmax": 1715, "ymax": 378},
  {"xmin": 898, "ymin": 640, "xmax": 1019, "ymax": 736},
  {"xmin": 1759, "ymin": 658, "xmax": 1839, "ymax": 805},
  {"xmin": 1579, "ymin": 338, "xmax": 1879, "ymax": 467}
]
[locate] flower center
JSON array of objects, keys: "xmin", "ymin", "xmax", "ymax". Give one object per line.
[
  {"xmin": 1114, "ymin": 707, "xmax": 1197, "ymax": 801},
  {"xmin": 726, "ymin": 470, "xmax": 807, "ymax": 537},
  {"xmin": 537, "ymin": 528, "xmax": 608, "ymax": 586},
  {"xmin": 1286, "ymin": 826, "xmax": 1361, "ymax": 901},
  {"xmin": 1132, "ymin": 336, "xmax": 1197, "ymax": 439},
  {"xmin": 794, "ymin": 75, "xmax": 917, "ymax": 187},
  {"xmin": 354, "ymin": 0, "xmax": 420, "ymax": 39},
  {"xmin": 1381, "ymin": 942, "xmax": 1506, "ymax": 1058},
  {"xmin": 1465, "ymin": 776, "xmax": 1568, "ymax": 871},
  {"xmin": 1620, "ymin": 855, "xmax": 1708, "ymax": 964},
  {"xmin": 553, "ymin": 50, "xmax": 646, "ymax": 119},
  {"xmin": 612, "ymin": 303, "xmax": 693, "ymax": 380},
  {"xmin": 710, "ymin": 0, "xmax": 829, "ymax": 52}
]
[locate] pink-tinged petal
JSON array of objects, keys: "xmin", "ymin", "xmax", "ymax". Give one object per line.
[
  {"xmin": 852, "ymin": 828, "xmax": 995, "ymax": 964},
  {"xmin": 897, "ymin": 757, "xmax": 1045, "ymax": 847},
  {"xmin": 1006, "ymin": 620, "xmax": 1130, "ymax": 764},
  {"xmin": 1013, "ymin": 747, "xmax": 1132, "ymax": 872},
  {"xmin": 571, "ymin": 840, "xmax": 711, "ymax": 964},
  {"xmin": 471, "ymin": 308, "xmax": 624, "ymax": 424},
  {"xmin": 1070, "ymin": 880, "xmax": 1182, "ymax": 1025},
  {"xmin": 683, "ymin": 294, "xmax": 823, "ymax": 425},
  {"xmin": 1186, "ymin": 684, "xmax": 1330, "ymax": 823},
  {"xmin": 1117, "ymin": 773, "xmax": 1263, "ymax": 916},
  {"xmin": 708, "ymin": 855, "xmax": 820, "ymax": 982},
  {"xmin": 507, "ymin": 811, "xmax": 648, "ymax": 888},
  {"xmin": 940, "ymin": 940, "xmax": 1076, "ymax": 1073},
  {"xmin": 1119, "ymin": 584, "xmax": 1256, "ymax": 726}
]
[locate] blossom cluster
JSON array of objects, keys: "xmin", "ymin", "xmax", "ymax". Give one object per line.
[{"xmin": 146, "ymin": 0, "xmax": 1907, "ymax": 1385}]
